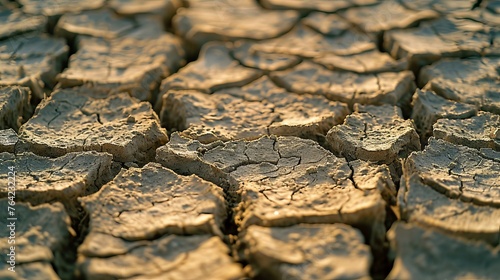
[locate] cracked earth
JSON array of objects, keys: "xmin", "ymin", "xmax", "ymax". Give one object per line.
[{"xmin": 0, "ymin": 0, "xmax": 499, "ymax": 279}]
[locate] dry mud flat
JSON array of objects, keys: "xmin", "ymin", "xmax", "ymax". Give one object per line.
[
  {"xmin": 0, "ymin": 35, "xmax": 68, "ymax": 99},
  {"xmin": 270, "ymin": 61, "xmax": 416, "ymax": 109},
  {"xmin": 384, "ymin": 16, "xmax": 496, "ymax": 70},
  {"xmin": 158, "ymin": 42, "xmax": 263, "ymax": 96},
  {"xmin": 238, "ymin": 224, "xmax": 373, "ymax": 279},
  {"xmin": 157, "ymin": 134, "xmax": 396, "ymax": 278},
  {"xmin": 173, "ymin": 0, "xmax": 299, "ymax": 47},
  {"xmin": 0, "ymin": 87, "xmax": 31, "ymax": 131},
  {"xmin": 326, "ymin": 104, "xmax": 421, "ymax": 177},
  {"xmin": 160, "ymin": 76, "xmax": 349, "ymax": 143},
  {"xmin": 0, "ymin": 129, "xmax": 18, "ymax": 153},
  {"xmin": 77, "ymin": 163, "xmax": 244, "ymax": 279},
  {"xmin": 419, "ymin": 57, "xmax": 500, "ymax": 114},
  {"xmin": 0, "ymin": 8, "xmax": 46, "ymax": 39},
  {"xmin": 0, "ymin": 200, "xmax": 74, "ymax": 279},
  {"xmin": 387, "ymin": 222, "xmax": 500, "ymax": 280},
  {"xmin": 0, "ymin": 151, "xmax": 113, "ymax": 220},
  {"xmin": 16, "ymin": 87, "xmax": 168, "ymax": 164},
  {"xmin": 0, "ymin": 0, "xmax": 500, "ymax": 279},
  {"xmin": 157, "ymin": 134, "xmax": 394, "ymax": 245},
  {"xmin": 433, "ymin": 112, "xmax": 500, "ymax": 150},
  {"xmin": 400, "ymin": 138, "xmax": 500, "ymax": 245},
  {"xmin": 411, "ymin": 89, "xmax": 477, "ymax": 143},
  {"xmin": 55, "ymin": 10, "xmax": 186, "ymax": 102}
]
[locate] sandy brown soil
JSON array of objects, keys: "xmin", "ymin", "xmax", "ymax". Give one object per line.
[{"xmin": 0, "ymin": 0, "xmax": 499, "ymax": 279}]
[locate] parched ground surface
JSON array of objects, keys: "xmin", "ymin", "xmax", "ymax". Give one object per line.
[{"xmin": 0, "ymin": 0, "xmax": 499, "ymax": 279}]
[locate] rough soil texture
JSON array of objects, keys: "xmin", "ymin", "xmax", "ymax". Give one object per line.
[
  {"xmin": 314, "ymin": 50, "xmax": 409, "ymax": 74},
  {"xmin": 341, "ymin": 0, "xmax": 439, "ymax": 36},
  {"xmin": 57, "ymin": 18, "xmax": 185, "ymax": 102},
  {"xmin": 238, "ymin": 224, "xmax": 372, "ymax": 279},
  {"xmin": 400, "ymin": 138, "xmax": 500, "ymax": 245},
  {"xmin": 78, "ymin": 162, "xmax": 242, "ymax": 279},
  {"xmin": 0, "ymin": 129, "xmax": 18, "ymax": 153},
  {"xmin": 156, "ymin": 134, "xmax": 392, "ymax": 249},
  {"xmin": 302, "ymin": 12, "xmax": 352, "ymax": 36},
  {"xmin": 160, "ymin": 76, "xmax": 349, "ymax": 143},
  {"xmin": 55, "ymin": 9, "xmax": 136, "ymax": 41},
  {"xmin": 232, "ymin": 40, "xmax": 301, "ymax": 72},
  {"xmin": 0, "ymin": 200, "xmax": 75, "ymax": 279},
  {"xmin": 159, "ymin": 42, "xmax": 262, "ymax": 95},
  {"xmin": 387, "ymin": 222, "xmax": 500, "ymax": 280},
  {"xmin": 0, "ymin": 87, "xmax": 30, "ymax": 131},
  {"xmin": 326, "ymin": 104, "xmax": 421, "ymax": 170},
  {"xmin": 271, "ymin": 61, "xmax": 416, "ymax": 108},
  {"xmin": 251, "ymin": 24, "xmax": 376, "ymax": 58},
  {"xmin": 349, "ymin": 159, "xmax": 397, "ymax": 204},
  {"xmin": 419, "ymin": 57, "xmax": 500, "ymax": 114},
  {"xmin": 18, "ymin": 0, "xmax": 105, "ymax": 32},
  {"xmin": 0, "ymin": 35, "xmax": 68, "ymax": 99},
  {"xmin": 405, "ymin": 137, "xmax": 500, "ymax": 207},
  {"xmin": 433, "ymin": 111, "xmax": 500, "ymax": 151},
  {"xmin": 384, "ymin": 17, "xmax": 494, "ymax": 70},
  {"xmin": 173, "ymin": 0, "xmax": 299, "ymax": 46},
  {"xmin": 1, "ymin": 0, "xmax": 499, "ymax": 279},
  {"xmin": 79, "ymin": 234, "xmax": 244, "ymax": 279},
  {"xmin": 0, "ymin": 151, "xmax": 113, "ymax": 219},
  {"xmin": 79, "ymin": 162, "xmax": 226, "ymax": 241},
  {"xmin": 411, "ymin": 89, "xmax": 477, "ymax": 143},
  {"xmin": 0, "ymin": 9, "xmax": 46, "ymax": 40},
  {"xmin": 17, "ymin": 87, "xmax": 168, "ymax": 164}
]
